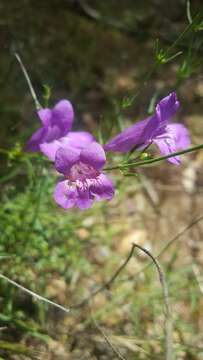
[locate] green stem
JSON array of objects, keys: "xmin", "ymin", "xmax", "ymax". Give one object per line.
[
  {"xmin": 104, "ymin": 143, "xmax": 203, "ymax": 171},
  {"xmin": 165, "ymin": 8, "xmax": 203, "ymax": 56},
  {"xmin": 126, "ymin": 7, "xmax": 203, "ymax": 107},
  {"xmin": 186, "ymin": 0, "xmax": 193, "ymax": 24}
]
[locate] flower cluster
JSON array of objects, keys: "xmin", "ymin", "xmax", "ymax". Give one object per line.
[
  {"xmin": 27, "ymin": 92, "xmax": 190, "ymax": 210},
  {"xmin": 27, "ymin": 99, "xmax": 115, "ymax": 209}
]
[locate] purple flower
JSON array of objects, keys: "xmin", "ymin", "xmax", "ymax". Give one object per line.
[
  {"xmin": 27, "ymin": 100, "xmax": 94, "ymax": 161},
  {"xmin": 104, "ymin": 92, "xmax": 190, "ymax": 165},
  {"xmin": 54, "ymin": 142, "xmax": 115, "ymax": 210}
]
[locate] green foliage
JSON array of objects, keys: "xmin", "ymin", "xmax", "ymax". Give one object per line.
[{"xmin": 0, "ymin": 154, "xmax": 94, "ymax": 342}]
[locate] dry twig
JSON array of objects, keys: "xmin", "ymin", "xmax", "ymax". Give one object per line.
[
  {"xmin": 0, "ymin": 273, "xmax": 70, "ymax": 314},
  {"xmin": 91, "ymin": 313, "xmax": 127, "ymax": 360}
]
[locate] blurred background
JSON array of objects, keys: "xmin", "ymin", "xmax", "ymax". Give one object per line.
[{"xmin": 0, "ymin": 0, "xmax": 203, "ymax": 359}]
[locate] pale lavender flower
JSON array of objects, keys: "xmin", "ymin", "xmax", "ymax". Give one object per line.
[
  {"xmin": 27, "ymin": 100, "xmax": 94, "ymax": 161},
  {"xmin": 104, "ymin": 92, "xmax": 190, "ymax": 165},
  {"xmin": 54, "ymin": 142, "xmax": 115, "ymax": 210}
]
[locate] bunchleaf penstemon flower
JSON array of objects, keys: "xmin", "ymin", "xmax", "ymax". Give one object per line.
[
  {"xmin": 27, "ymin": 100, "xmax": 94, "ymax": 161},
  {"xmin": 104, "ymin": 92, "xmax": 190, "ymax": 165},
  {"xmin": 54, "ymin": 142, "xmax": 115, "ymax": 210}
]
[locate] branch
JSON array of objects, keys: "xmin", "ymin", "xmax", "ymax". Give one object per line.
[
  {"xmin": 132, "ymin": 244, "xmax": 173, "ymax": 360},
  {"xmin": 72, "ymin": 243, "xmax": 137, "ymax": 308},
  {"xmin": 105, "ymin": 143, "xmax": 203, "ymax": 171},
  {"xmin": 74, "ymin": 243, "xmax": 172, "ymax": 359},
  {"xmin": 71, "ymin": 217, "xmax": 203, "ymax": 353}
]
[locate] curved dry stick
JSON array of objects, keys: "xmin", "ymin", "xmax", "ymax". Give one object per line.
[
  {"xmin": 131, "ymin": 214, "xmax": 203, "ymax": 280},
  {"xmin": 72, "ymin": 243, "xmax": 137, "ymax": 309},
  {"xmin": 74, "ymin": 243, "xmax": 172, "ymax": 359},
  {"xmin": 133, "ymin": 244, "xmax": 172, "ymax": 360},
  {"xmin": 72, "ymin": 215, "xmax": 203, "ymax": 309}
]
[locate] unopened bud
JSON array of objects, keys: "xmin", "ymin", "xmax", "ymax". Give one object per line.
[{"xmin": 140, "ymin": 152, "xmax": 152, "ymax": 161}]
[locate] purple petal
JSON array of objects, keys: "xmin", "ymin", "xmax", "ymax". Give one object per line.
[
  {"xmin": 66, "ymin": 131, "xmax": 95, "ymax": 149},
  {"xmin": 90, "ymin": 174, "xmax": 115, "ymax": 201},
  {"xmin": 38, "ymin": 126, "xmax": 63, "ymax": 160},
  {"xmin": 40, "ymin": 135, "xmax": 70, "ymax": 161},
  {"xmin": 166, "ymin": 123, "xmax": 191, "ymax": 149},
  {"xmin": 80, "ymin": 142, "xmax": 106, "ymax": 170},
  {"xmin": 153, "ymin": 137, "xmax": 180, "ymax": 165},
  {"xmin": 154, "ymin": 122, "xmax": 190, "ymax": 165},
  {"xmin": 140, "ymin": 114, "xmax": 161, "ymax": 143},
  {"xmin": 37, "ymin": 109, "xmax": 52, "ymax": 126},
  {"xmin": 55, "ymin": 146, "xmax": 80, "ymax": 175},
  {"xmin": 76, "ymin": 181, "xmax": 93, "ymax": 209},
  {"xmin": 40, "ymin": 132, "xmax": 94, "ymax": 161},
  {"xmin": 54, "ymin": 180, "xmax": 77, "ymax": 209},
  {"xmin": 40, "ymin": 140, "xmax": 61, "ymax": 161},
  {"xmin": 104, "ymin": 117, "xmax": 152, "ymax": 153},
  {"xmin": 26, "ymin": 127, "xmax": 48, "ymax": 152},
  {"xmin": 44, "ymin": 125, "xmax": 62, "ymax": 143},
  {"xmin": 155, "ymin": 92, "xmax": 179, "ymax": 126},
  {"xmin": 52, "ymin": 100, "xmax": 74, "ymax": 133},
  {"xmin": 104, "ymin": 93, "xmax": 180, "ymax": 154}
]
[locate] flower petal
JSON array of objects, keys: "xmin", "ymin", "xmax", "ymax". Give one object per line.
[
  {"xmin": 26, "ymin": 127, "xmax": 48, "ymax": 152},
  {"xmin": 66, "ymin": 131, "xmax": 94, "ymax": 149},
  {"xmin": 90, "ymin": 174, "xmax": 115, "ymax": 201},
  {"xmin": 52, "ymin": 100, "xmax": 74, "ymax": 133},
  {"xmin": 104, "ymin": 116, "xmax": 155, "ymax": 153},
  {"xmin": 155, "ymin": 92, "xmax": 179, "ymax": 126},
  {"xmin": 76, "ymin": 181, "xmax": 93, "ymax": 209},
  {"xmin": 153, "ymin": 137, "xmax": 180, "ymax": 165},
  {"xmin": 37, "ymin": 109, "xmax": 52, "ymax": 126},
  {"xmin": 38, "ymin": 126, "xmax": 63, "ymax": 160},
  {"xmin": 55, "ymin": 146, "xmax": 80, "ymax": 175},
  {"xmin": 80, "ymin": 142, "xmax": 106, "ymax": 170},
  {"xmin": 44, "ymin": 125, "xmax": 62, "ymax": 143},
  {"xmin": 154, "ymin": 121, "xmax": 190, "ymax": 165},
  {"xmin": 40, "ymin": 140, "xmax": 61, "ymax": 161},
  {"xmin": 54, "ymin": 180, "xmax": 77, "ymax": 209},
  {"xmin": 103, "ymin": 93, "xmax": 180, "ymax": 154},
  {"xmin": 166, "ymin": 123, "xmax": 191, "ymax": 149},
  {"xmin": 40, "ymin": 132, "xmax": 94, "ymax": 161}
]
